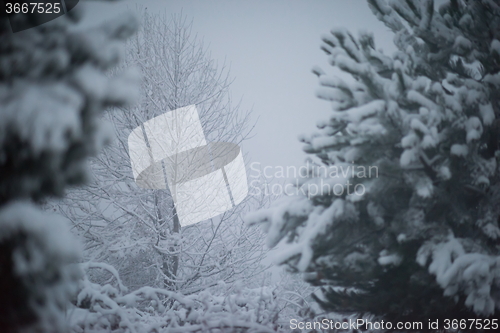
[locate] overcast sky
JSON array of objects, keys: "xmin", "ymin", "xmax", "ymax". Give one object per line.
[{"xmin": 80, "ymin": 0, "xmax": 396, "ymax": 175}]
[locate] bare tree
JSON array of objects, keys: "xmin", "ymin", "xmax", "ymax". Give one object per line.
[{"xmin": 53, "ymin": 11, "xmax": 266, "ymax": 294}]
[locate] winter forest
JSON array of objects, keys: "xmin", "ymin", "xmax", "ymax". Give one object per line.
[{"xmin": 1, "ymin": 0, "xmax": 500, "ymax": 332}]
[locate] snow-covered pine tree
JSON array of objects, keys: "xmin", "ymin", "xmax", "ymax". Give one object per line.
[
  {"xmin": 247, "ymin": 0, "xmax": 500, "ymax": 328},
  {"xmin": 0, "ymin": 7, "xmax": 139, "ymax": 333}
]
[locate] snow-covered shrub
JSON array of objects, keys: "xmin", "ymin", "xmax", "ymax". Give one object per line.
[
  {"xmin": 247, "ymin": 0, "xmax": 500, "ymax": 328},
  {"xmin": 0, "ymin": 7, "xmax": 139, "ymax": 332},
  {"xmin": 69, "ymin": 263, "xmax": 281, "ymax": 333}
]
